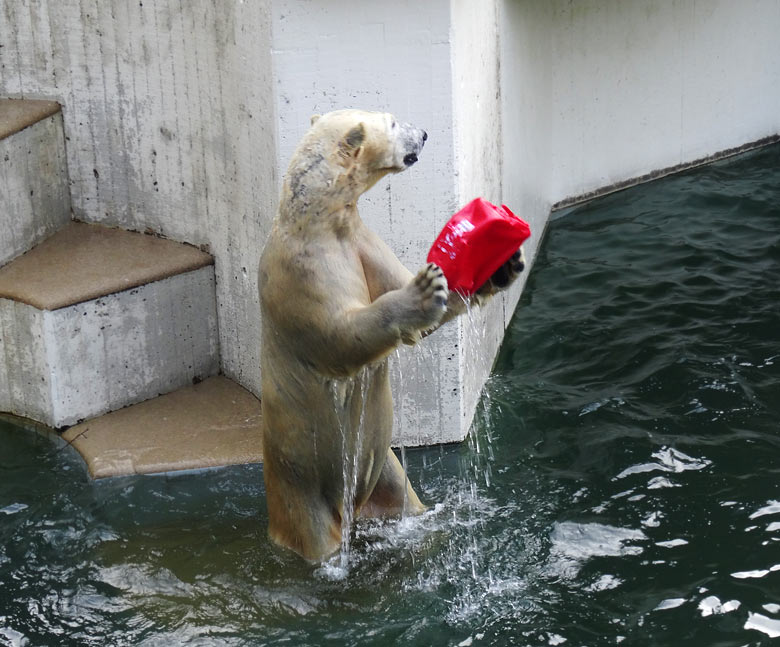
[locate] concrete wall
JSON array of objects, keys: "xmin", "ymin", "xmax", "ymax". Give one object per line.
[
  {"xmin": 500, "ymin": 0, "xmax": 780, "ymax": 210},
  {"xmin": 1, "ymin": 0, "xmax": 277, "ymax": 396},
  {"xmin": 0, "ymin": 300, "xmax": 49, "ymax": 425},
  {"xmin": 270, "ymin": 0, "xmax": 534, "ymax": 444},
  {"xmin": 3, "ymin": 0, "xmax": 779, "ymax": 443},
  {"xmin": 450, "ymin": 0, "xmax": 524, "ymax": 438},
  {"xmin": 0, "ymin": 268, "xmax": 219, "ymax": 428},
  {"xmin": 499, "ymin": 0, "xmax": 555, "ymax": 265},
  {"xmin": 548, "ymin": 0, "xmax": 780, "ymax": 203},
  {"xmin": 0, "ymin": 111, "xmax": 71, "ymax": 266},
  {"xmin": 272, "ymin": 0, "xmax": 473, "ymax": 445}
]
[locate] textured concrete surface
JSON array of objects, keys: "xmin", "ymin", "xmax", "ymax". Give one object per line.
[
  {"xmin": 3, "ymin": 1, "xmax": 779, "ymax": 448},
  {"xmin": 2, "ymin": 1, "xmax": 276, "ymax": 398},
  {"xmin": 500, "ymin": 0, "xmax": 780, "ymax": 206},
  {"xmin": 451, "ymin": 0, "xmax": 522, "ymax": 435},
  {"xmin": 62, "ymin": 376, "xmax": 262, "ymax": 478},
  {"xmin": 273, "ymin": 0, "xmax": 467, "ymax": 446},
  {"xmin": 0, "ymin": 266, "xmax": 220, "ymax": 428},
  {"xmin": 0, "ymin": 221, "xmax": 213, "ymax": 310},
  {"xmin": 0, "ymin": 105, "xmax": 71, "ymax": 267},
  {"xmin": 0, "ymin": 99, "xmax": 60, "ymax": 140},
  {"xmin": 0, "ymin": 300, "xmax": 50, "ymax": 424}
]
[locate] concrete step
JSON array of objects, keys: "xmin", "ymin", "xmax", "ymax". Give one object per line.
[
  {"xmin": 61, "ymin": 376, "xmax": 262, "ymax": 478},
  {"xmin": 0, "ymin": 98, "xmax": 71, "ymax": 266},
  {"xmin": 0, "ymin": 221, "xmax": 219, "ymax": 427}
]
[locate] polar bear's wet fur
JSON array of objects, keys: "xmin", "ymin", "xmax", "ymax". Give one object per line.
[{"xmin": 259, "ymin": 110, "xmax": 523, "ymax": 561}]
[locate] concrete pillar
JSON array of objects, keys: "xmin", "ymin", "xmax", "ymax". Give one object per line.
[{"xmin": 272, "ymin": 0, "xmax": 525, "ymax": 445}]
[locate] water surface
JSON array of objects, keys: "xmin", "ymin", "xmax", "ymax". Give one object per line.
[{"xmin": 2, "ymin": 144, "xmax": 780, "ymax": 646}]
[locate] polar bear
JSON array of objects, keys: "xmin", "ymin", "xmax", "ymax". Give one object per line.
[{"xmin": 259, "ymin": 109, "xmax": 524, "ymax": 561}]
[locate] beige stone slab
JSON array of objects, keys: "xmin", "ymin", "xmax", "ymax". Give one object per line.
[
  {"xmin": 62, "ymin": 376, "xmax": 263, "ymax": 478},
  {"xmin": 0, "ymin": 99, "xmax": 61, "ymax": 140},
  {"xmin": 0, "ymin": 221, "xmax": 213, "ymax": 310}
]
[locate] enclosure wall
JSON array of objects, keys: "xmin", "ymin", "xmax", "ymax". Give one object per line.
[
  {"xmin": 1, "ymin": 1, "xmax": 277, "ymax": 396},
  {"xmin": 2, "ymin": 0, "xmax": 778, "ymax": 444}
]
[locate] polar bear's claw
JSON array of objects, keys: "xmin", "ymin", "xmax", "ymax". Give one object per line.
[
  {"xmin": 403, "ymin": 263, "xmax": 448, "ymax": 332},
  {"xmin": 509, "ymin": 248, "xmax": 526, "ymax": 274},
  {"xmin": 416, "ymin": 262, "xmax": 448, "ymax": 309},
  {"xmin": 479, "ymin": 246, "xmax": 527, "ymax": 294}
]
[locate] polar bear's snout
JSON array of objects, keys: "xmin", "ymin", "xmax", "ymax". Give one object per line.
[{"xmin": 398, "ymin": 122, "xmax": 427, "ymax": 168}]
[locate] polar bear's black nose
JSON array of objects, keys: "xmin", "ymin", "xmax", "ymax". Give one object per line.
[{"xmin": 403, "ymin": 153, "xmax": 419, "ymax": 166}]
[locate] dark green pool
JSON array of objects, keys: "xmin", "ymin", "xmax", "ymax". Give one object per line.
[{"xmin": 2, "ymin": 144, "xmax": 779, "ymax": 646}]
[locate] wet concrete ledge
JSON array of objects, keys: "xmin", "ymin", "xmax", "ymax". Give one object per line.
[
  {"xmin": 61, "ymin": 376, "xmax": 263, "ymax": 479},
  {"xmin": 0, "ymin": 221, "xmax": 213, "ymax": 310}
]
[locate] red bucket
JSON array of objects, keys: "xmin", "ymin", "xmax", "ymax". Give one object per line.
[{"xmin": 427, "ymin": 198, "xmax": 531, "ymax": 296}]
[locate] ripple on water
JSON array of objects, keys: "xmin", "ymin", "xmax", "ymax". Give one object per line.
[
  {"xmin": 548, "ymin": 522, "xmax": 647, "ymax": 579},
  {"xmin": 613, "ymin": 447, "xmax": 712, "ymax": 481}
]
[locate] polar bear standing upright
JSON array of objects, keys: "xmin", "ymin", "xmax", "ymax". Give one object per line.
[{"xmin": 259, "ymin": 110, "xmax": 524, "ymax": 561}]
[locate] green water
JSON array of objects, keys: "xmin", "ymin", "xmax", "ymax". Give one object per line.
[{"xmin": 2, "ymin": 145, "xmax": 780, "ymax": 646}]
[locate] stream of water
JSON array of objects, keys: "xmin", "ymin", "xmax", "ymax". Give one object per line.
[{"xmin": 1, "ymin": 144, "xmax": 779, "ymax": 645}]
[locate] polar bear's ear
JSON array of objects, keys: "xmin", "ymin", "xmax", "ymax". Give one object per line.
[
  {"xmin": 337, "ymin": 123, "xmax": 365, "ymax": 162},
  {"xmin": 344, "ymin": 123, "xmax": 365, "ymax": 148},
  {"xmin": 310, "ymin": 114, "xmax": 321, "ymax": 126}
]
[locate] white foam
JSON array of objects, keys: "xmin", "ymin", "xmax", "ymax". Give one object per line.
[
  {"xmin": 548, "ymin": 522, "xmax": 645, "ymax": 579},
  {"xmin": 731, "ymin": 564, "xmax": 780, "ymax": 579},
  {"xmin": 641, "ymin": 511, "xmax": 663, "ymax": 528},
  {"xmin": 0, "ymin": 625, "xmax": 28, "ymax": 647},
  {"xmin": 647, "ymin": 477, "xmax": 681, "ymax": 490},
  {"xmin": 313, "ymin": 559, "xmax": 349, "ymax": 582},
  {"xmin": 745, "ymin": 612, "xmax": 780, "ymax": 638},
  {"xmin": 750, "ymin": 500, "xmax": 780, "ymax": 520},
  {"xmin": 698, "ymin": 595, "xmax": 740, "ymax": 616},
  {"xmin": 655, "ymin": 538, "xmax": 688, "ymax": 548},
  {"xmin": 585, "ymin": 574, "xmax": 623, "ymax": 592},
  {"xmin": 615, "ymin": 447, "xmax": 711, "ymax": 481},
  {"xmin": 551, "ymin": 522, "xmax": 646, "ymax": 560},
  {"xmin": 654, "ymin": 598, "xmax": 686, "ymax": 611}
]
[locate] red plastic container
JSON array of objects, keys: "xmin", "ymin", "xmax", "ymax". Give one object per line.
[{"xmin": 427, "ymin": 198, "xmax": 531, "ymax": 296}]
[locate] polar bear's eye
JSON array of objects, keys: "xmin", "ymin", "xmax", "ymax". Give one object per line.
[{"xmin": 391, "ymin": 120, "xmax": 397, "ymax": 129}]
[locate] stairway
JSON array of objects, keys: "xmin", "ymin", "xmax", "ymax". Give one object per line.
[
  {"xmin": 0, "ymin": 99, "xmax": 69, "ymax": 267},
  {"xmin": 0, "ymin": 99, "xmax": 262, "ymax": 477}
]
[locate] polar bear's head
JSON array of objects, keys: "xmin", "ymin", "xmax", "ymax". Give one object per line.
[
  {"xmin": 283, "ymin": 110, "xmax": 427, "ymax": 216},
  {"xmin": 310, "ymin": 109, "xmax": 427, "ymax": 173}
]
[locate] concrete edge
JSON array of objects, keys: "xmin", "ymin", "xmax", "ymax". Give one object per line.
[
  {"xmin": 60, "ymin": 376, "xmax": 262, "ymax": 479},
  {"xmin": 551, "ymin": 134, "xmax": 780, "ymax": 212},
  {"xmin": 0, "ymin": 221, "xmax": 215, "ymax": 311},
  {"xmin": 0, "ymin": 99, "xmax": 61, "ymax": 140}
]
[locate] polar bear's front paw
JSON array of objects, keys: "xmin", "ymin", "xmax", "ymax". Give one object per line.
[
  {"xmin": 478, "ymin": 246, "xmax": 526, "ymax": 296},
  {"xmin": 413, "ymin": 262, "xmax": 449, "ymax": 314},
  {"xmin": 399, "ymin": 263, "xmax": 448, "ymax": 343}
]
